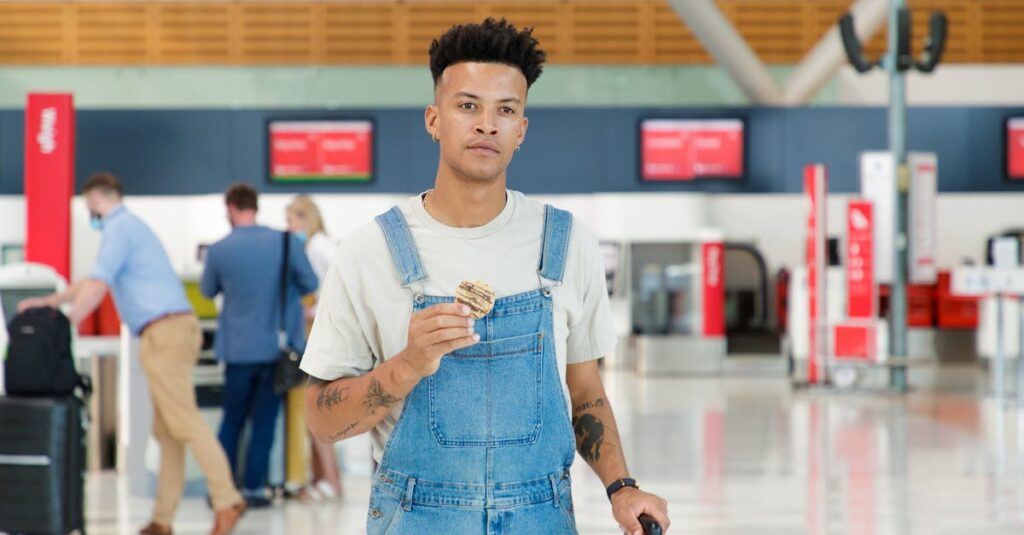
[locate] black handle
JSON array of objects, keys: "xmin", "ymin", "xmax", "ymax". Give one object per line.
[
  {"xmin": 916, "ymin": 11, "xmax": 948, "ymax": 73},
  {"xmin": 639, "ymin": 514, "xmax": 662, "ymax": 535},
  {"xmin": 839, "ymin": 13, "xmax": 874, "ymax": 73},
  {"xmin": 279, "ymin": 231, "xmax": 290, "ymax": 334}
]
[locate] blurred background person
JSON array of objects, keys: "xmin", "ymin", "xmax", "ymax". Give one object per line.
[
  {"xmin": 285, "ymin": 195, "xmax": 371, "ymax": 502},
  {"xmin": 201, "ymin": 183, "xmax": 318, "ymax": 508},
  {"xmin": 19, "ymin": 172, "xmax": 246, "ymax": 535}
]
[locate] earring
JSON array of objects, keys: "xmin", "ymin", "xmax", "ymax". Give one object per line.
[
  {"xmin": 432, "ymin": 132, "xmax": 439, "ymax": 143},
  {"xmin": 515, "ymin": 145, "xmax": 521, "ymax": 152}
]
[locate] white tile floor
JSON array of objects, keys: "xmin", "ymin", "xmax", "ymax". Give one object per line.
[{"xmin": 84, "ymin": 366, "xmax": 1024, "ymax": 534}]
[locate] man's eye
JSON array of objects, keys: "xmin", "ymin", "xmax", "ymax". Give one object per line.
[
  {"xmin": 460, "ymin": 102, "xmax": 476, "ymax": 110},
  {"xmin": 501, "ymin": 106, "xmax": 516, "ymax": 114}
]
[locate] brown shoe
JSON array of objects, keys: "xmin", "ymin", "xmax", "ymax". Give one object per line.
[
  {"xmin": 210, "ymin": 501, "xmax": 246, "ymax": 535},
  {"xmin": 139, "ymin": 522, "xmax": 173, "ymax": 535}
]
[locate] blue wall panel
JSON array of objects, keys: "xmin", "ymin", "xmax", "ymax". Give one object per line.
[{"xmin": 1, "ymin": 106, "xmax": 1023, "ymax": 196}]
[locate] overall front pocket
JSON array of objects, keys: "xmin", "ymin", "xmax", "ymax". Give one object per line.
[{"xmin": 428, "ymin": 332, "xmax": 544, "ymax": 447}]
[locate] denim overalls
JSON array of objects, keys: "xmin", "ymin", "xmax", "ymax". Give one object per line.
[{"xmin": 367, "ymin": 204, "xmax": 578, "ymax": 534}]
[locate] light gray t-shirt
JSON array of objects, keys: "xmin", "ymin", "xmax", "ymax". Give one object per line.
[{"xmin": 301, "ymin": 189, "xmax": 617, "ymax": 462}]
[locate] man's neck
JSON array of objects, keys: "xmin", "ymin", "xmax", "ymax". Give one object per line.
[
  {"xmin": 233, "ymin": 213, "xmax": 258, "ymax": 227},
  {"xmin": 425, "ymin": 172, "xmax": 507, "ymax": 228}
]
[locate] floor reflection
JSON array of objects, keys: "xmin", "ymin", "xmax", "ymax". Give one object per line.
[{"xmin": 85, "ymin": 365, "xmax": 1024, "ymax": 534}]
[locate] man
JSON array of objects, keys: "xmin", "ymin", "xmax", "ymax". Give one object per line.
[
  {"xmin": 300, "ymin": 19, "xmax": 671, "ymax": 535},
  {"xmin": 18, "ymin": 172, "xmax": 246, "ymax": 535},
  {"xmin": 200, "ymin": 183, "xmax": 318, "ymax": 507}
]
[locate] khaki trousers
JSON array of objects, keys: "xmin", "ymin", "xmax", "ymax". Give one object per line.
[{"xmin": 138, "ymin": 314, "xmax": 242, "ymax": 525}]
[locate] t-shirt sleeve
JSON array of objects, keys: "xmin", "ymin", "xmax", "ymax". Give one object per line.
[
  {"xmin": 300, "ymin": 246, "xmax": 376, "ymax": 381},
  {"xmin": 565, "ymin": 222, "xmax": 617, "ymax": 364},
  {"xmin": 90, "ymin": 229, "xmax": 129, "ymax": 286}
]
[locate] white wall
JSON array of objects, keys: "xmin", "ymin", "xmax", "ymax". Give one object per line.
[
  {"xmin": 709, "ymin": 193, "xmax": 1024, "ymax": 276},
  {"xmin": 72, "ymin": 194, "xmax": 410, "ymax": 281},
  {"xmin": 836, "ymin": 65, "xmax": 1024, "ymax": 105},
  {"xmin": 2, "ymin": 192, "xmax": 1021, "ymax": 292},
  {"xmin": 0, "ymin": 198, "xmax": 25, "ymax": 247}
]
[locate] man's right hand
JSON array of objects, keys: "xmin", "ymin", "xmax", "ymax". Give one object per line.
[
  {"xmin": 17, "ymin": 296, "xmax": 52, "ymax": 314},
  {"xmin": 398, "ymin": 303, "xmax": 478, "ymax": 379}
]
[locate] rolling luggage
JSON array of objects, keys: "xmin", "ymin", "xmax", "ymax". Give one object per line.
[{"xmin": 0, "ymin": 396, "xmax": 85, "ymax": 534}]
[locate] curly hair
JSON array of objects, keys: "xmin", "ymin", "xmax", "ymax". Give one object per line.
[{"xmin": 429, "ymin": 18, "xmax": 547, "ymax": 89}]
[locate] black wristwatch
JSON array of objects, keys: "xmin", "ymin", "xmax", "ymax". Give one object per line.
[{"xmin": 606, "ymin": 477, "xmax": 638, "ymax": 500}]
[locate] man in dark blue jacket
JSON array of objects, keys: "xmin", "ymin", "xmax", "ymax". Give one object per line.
[{"xmin": 201, "ymin": 182, "xmax": 319, "ymax": 507}]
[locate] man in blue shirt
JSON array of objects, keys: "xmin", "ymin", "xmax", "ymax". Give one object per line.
[
  {"xmin": 19, "ymin": 172, "xmax": 246, "ymax": 535},
  {"xmin": 200, "ymin": 183, "xmax": 318, "ymax": 508}
]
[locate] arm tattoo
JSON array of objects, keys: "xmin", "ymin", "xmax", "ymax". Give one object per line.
[
  {"xmin": 572, "ymin": 397, "xmax": 607, "ymax": 463},
  {"xmin": 317, "ymin": 372, "xmax": 401, "ymax": 441},
  {"xmin": 316, "ymin": 384, "xmax": 350, "ymax": 411},
  {"xmin": 328, "ymin": 420, "xmax": 360, "ymax": 441},
  {"xmin": 573, "ymin": 398, "xmax": 605, "ymax": 414},
  {"xmin": 573, "ymin": 413, "xmax": 605, "ymax": 463},
  {"xmin": 362, "ymin": 378, "xmax": 400, "ymax": 413}
]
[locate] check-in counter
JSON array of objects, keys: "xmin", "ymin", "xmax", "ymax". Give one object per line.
[{"xmin": 615, "ymin": 233, "xmax": 728, "ymax": 376}]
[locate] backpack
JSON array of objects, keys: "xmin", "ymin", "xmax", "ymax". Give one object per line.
[{"xmin": 4, "ymin": 307, "xmax": 89, "ymax": 398}]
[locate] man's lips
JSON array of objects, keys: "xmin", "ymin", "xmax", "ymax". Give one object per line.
[{"xmin": 467, "ymin": 142, "xmax": 500, "ymax": 154}]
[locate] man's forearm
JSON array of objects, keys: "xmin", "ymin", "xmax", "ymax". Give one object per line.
[
  {"xmin": 48, "ymin": 280, "xmax": 83, "ymax": 308},
  {"xmin": 68, "ymin": 279, "xmax": 108, "ymax": 326},
  {"xmin": 305, "ymin": 354, "xmax": 422, "ymax": 443},
  {"xmin": 571, "ymin": 391, "xmax": 630, "ymax": 487}
]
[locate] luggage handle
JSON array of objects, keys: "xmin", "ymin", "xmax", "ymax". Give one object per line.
[{"xmin": 639, "ymin": 513, "xmax": 663, "ymax": 535}]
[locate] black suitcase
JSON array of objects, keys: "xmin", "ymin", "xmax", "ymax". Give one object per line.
[{"xmin": 0, "ymin": 396, "xmax": 85, "ymax": 535}]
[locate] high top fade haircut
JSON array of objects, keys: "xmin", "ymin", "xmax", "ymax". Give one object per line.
[{"xmin": 429, "ymin": 18, "xmax": 547, "ymax": 89}]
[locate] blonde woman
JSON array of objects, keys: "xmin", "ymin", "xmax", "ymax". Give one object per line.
[{"xmin": 285, "ymin": 195, "xmax": 342, "ymax": 501}]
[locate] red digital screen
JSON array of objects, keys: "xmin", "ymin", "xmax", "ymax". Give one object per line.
[
  {"xmin": 1009, "ymin": 118, "xmax": 1024, "ymax": 180},
  {"xmin": 269, "ymin": 120, "xmax": 373, "ymax": 182},
  {"xmin": 641, "ymin": 119, "xmax": 744, "ymax": 181}
]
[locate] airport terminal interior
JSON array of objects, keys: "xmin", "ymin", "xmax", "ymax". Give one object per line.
[{"xmin": 3, "ymin": 0, "xmax": 1024, "ymax": 534}]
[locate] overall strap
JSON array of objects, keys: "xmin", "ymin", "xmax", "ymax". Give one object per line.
[
  {"xmin": 538, "ymin": 205, "xmax": 573, "ymax": 284},
  {"xmin": 374, "ymin": 206, "xmax": 428, "ymax": 287}
]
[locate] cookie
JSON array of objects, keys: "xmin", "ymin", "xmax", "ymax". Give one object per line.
[{"xmin": 455, "ymin": 280, "xmax": 496, "ymax": 319}]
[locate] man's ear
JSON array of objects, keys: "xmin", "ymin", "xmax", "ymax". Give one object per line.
[{"xmin": 424, "ymin": 104, "xmax": 439, "ymax": 141}]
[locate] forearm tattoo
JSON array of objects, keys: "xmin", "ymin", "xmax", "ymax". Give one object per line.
[
  {"xmin": 362, "ymin": 378, "xmax": 400, "ymax": 413},
  {"xmin": 327, "ymin": 420, "xmax": 360, "ymax": 441},
  {"xmin": 316, "ymin": 372, "xmax": 400, "ymax": 439},
  {"xmin": 573, "ymin": 398, "xmax": 605, "ymax": 414},
  {"xmin": 572, "ymin": 397, "xmax": 607, "ymax": 463},
  {"xmin": 316, "ymin": 384, "xmax": 350, "ymax": 411}
]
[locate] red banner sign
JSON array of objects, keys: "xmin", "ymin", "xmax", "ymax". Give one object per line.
[
  {"xmin": 833, "ymin": 324, "xmax": 874, "ymax": 361},
  {"xmin": 847, "ymin": 200, "xmax": 875, "ymax": 319},
  {"xmin": 641, "ymin": 119, "xmax": 743, "ymax": 181},
  {"xmin": 1009, "ymin": 118, "xmax": 1024, "ymax": 180},
  {"xmin": 805, "ymin": 164, "xmax": 827, "ymax": 384},
  {"xmin": 24, "ymin": 93, "xmax": 75, "ymax": 279},
  {"xmin": 702, "ymin": 241, "xmax": 725, "ymax": 337},
  {"xmin": 269, "ymin": 120, "xmax": 373, "ymax": 181}
]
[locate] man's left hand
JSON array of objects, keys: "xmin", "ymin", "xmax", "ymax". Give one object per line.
[
  {"xmin": 17, "ymin": 297, "xmax": 52, "ymax": 314},
  {"xmin": 611, "ymin": 487, "xmax": 670, "ymax": 535}
]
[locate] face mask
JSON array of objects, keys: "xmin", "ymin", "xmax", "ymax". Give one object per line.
[
  {"xmin": 294, "ymin": 231, "xmax": 308, "ymax": 244},
  {"xmin": 89, "ymin": 215, "xmax": 103, "ymax": 232}
]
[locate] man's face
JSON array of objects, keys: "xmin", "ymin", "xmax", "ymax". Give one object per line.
[
  {"xmin": 286, "ymin": 211, "xmax": 303, "ymax": 233},
  {"xmin": 426, "ymin": 62, "xmax": 529, "ymax": 184},
  {"xmin": 84, "ymin": 190, "xmax": 109, "ymax": 219}
]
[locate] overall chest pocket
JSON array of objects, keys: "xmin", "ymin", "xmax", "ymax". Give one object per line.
[{"xmin": 428, "ymin": 331, "xmax": 544, "ymax": 447}]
